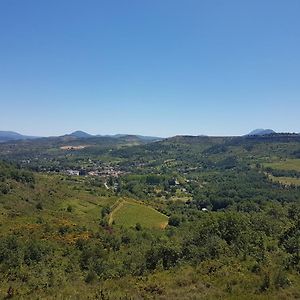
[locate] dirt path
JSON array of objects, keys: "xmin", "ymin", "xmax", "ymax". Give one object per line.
[{"xmin": 108, "ymin": 199, "xmax": 125, "ymax": 225}]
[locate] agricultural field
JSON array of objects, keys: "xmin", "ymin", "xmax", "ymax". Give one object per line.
[
  {"xmin": 264, "ymin": 159, "xmax": 300, "ymax": 171},
  {"xmin": 264, "ymin": 159, "xmax": 300, "ymax": 186},
  {"xmin": 268, "ymin": 174, "xmax": 300, "ymax": 186},
  {"xmin": 109, "ymin": 199, "xmax": 168, "ymax": 229}
]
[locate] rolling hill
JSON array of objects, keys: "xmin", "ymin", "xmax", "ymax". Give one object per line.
[
  {"xmin": 247, "ymin": 128, "xmax": 276, "ymax": 136},
  {"xmin": 0, "ymin": 131, "xmax": 39, "ymax": 142}
]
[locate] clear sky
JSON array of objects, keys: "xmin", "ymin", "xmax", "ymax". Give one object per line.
[{"xmin": 0, "ymin": 0, "xmax": 299, "ymax": 137}]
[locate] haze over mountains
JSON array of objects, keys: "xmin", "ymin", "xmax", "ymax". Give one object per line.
[
  {"xmin": 0, "ymin": 129, "xmax": 299, "ymax": 143},
  {"xmin": 247, "ymin": 129, "xmax": 276, "ymax": 136},
  {"xmin": 67, "ymin": 131, "xmax": 162, "ymax": 141},
  {"xmin": 0, "ymin": 130, "xmax": 163, "ymax": 143},
  {"xmin": 0, "ymin": 131, "xmax": 40, "ymax": 142}
]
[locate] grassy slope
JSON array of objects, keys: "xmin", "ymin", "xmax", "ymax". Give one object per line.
[
  {"xmin": 263, "ymin": 159, "xmax": 300, "ymax": 186},
  {"xmin": 110, "ymin": 199, "xmax": 168, "ymax": 229},
  {"xmin": 264, "ymin": 159, "xmax": 300, "ymax": 171},
  {"xmin": 0, "ymin": 174, "xmax": 119, "ymax": 235},
  {"xmin": 268, "ymin": 174, "xmax": 300, "ymax": 186}
]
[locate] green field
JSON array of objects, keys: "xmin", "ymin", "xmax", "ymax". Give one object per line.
[
  {"xmin": 269, "ymin": 174, "xmax": 300, "ymax": 186},
  {"xmin": 110, "ymin": 199, "xmax": 168, "ymax": 229},
  {"xmin": 264, "ymin": 159, "xmax": 300, "ymax": 171}
]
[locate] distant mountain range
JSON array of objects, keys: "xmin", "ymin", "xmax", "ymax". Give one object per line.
[
  {"xmin": 247, "ymin": 128, "xmax": 276, "ymax": 135},
  {"xmin": 68, "ymin": 131, "xmax": 92, "ymax": 138},
  {"xmin": 0, "ymin": 131, "xmax": 39, "ymax": 142},
  {"xmin": 247, "ymin": 129, "xmax": 276, "ymax": 136},
  {"xmin": 1, "ymin": 129, "xmax": 299, "ymax": 143},
  {"xmin": 0, "ymin": 130, "xmax": 163, "ymax": 143},
  {"xmin": 67, "ymin": 131, "xmax": 162, "ymax": 142}
]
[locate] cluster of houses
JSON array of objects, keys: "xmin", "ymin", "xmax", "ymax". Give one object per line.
[
  {"xmin": 63, "ymin": 165, "xmax": 124, "ymax": 178},
  {"xmin": 87, "ymin": 167, "xmax": 123, "ymax": 177},
  {"xmin": 64, "ymin": 170, "xmax": 81, "ymax": 176}
]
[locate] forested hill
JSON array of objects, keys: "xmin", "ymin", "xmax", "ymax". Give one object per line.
[{"xmin": 0, "ymin": 132, "xmax": 300, "ymax": 298}]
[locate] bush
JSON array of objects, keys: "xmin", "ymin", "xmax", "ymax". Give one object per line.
[
  {"xmin": 85, "ymin": 270, "xmax": 97, "ymax": 283},
  {"xmin": 24, "ymin": 240, "xmax": 45, "ymax": 265},
  {"xmin": 168, "ymin": 215, "xmax": 181, "ymax": 227},
  {"xmin": 274, "ymin": 269, "xmax": 290, "ymax": 289},
  {"xmin": 101, "ymin": 206, "xmax": 111, "ymax": 218},
  {"xmin": 260, "ymin": 272, "xmax": 270, "ymax": 292},
  {"xmin": 135, "ymin": 223, "xmax": 142, "ymax": 231},
  {"xmin": 36, "ymin": 202, "xmax": 43, "ymax": 210},
  {"xmin": 0, "ymin": 183, "xmax": 10, "ymax": 194}
]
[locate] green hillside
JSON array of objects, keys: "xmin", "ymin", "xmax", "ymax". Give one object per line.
[{"xmin": 0, "ymin": 136, "xmax": 300, "ymax": 299}]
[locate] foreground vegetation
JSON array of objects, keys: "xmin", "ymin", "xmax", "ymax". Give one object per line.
[{"xmin": 0, "ymin": 134, "xmax": 300, "ymax": 299}]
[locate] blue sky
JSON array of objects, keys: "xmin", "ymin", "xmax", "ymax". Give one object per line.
[{"xmin": 0, "ymin": 0, "xmax": 299, "ymax": 137}]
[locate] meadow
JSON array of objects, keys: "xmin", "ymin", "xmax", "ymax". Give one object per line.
[
  {"xmin": 264, "ymin": 159, "xmax": 300, "ymax": 171},
  {"xmin": 268, "ymin": 175, "xmax": 300, "ymax": 186},
  {"xmin": 109, "ymin": 199, "xmax": 168, "ymax": 229}
]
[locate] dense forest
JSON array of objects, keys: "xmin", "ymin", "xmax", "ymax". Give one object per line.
[{"xmin": 0, "ymin": 134, "xmax": 300, "ymax": 299}]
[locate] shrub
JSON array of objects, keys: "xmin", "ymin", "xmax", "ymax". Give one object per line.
[
  {"xmin": 274, "ymin": 269, "xmax": 290, "ymax": 289},
  {"xmin": 168, "ymin": 215, "xmax": 181, "ymax": 227},
  {"xmin": 36, "ymin": 202, "xmax": 43, "ymax": 210},
  {"xmin": 135, "ymin": 223, "xmax": 142, "ymax": 231},
  {"xmin": 85, "ymin": 270, "xmax": 97, "ymax": 283},
  {"xmin": 260, "ymin": 272, "xmax": 270, "ymax": 292}
]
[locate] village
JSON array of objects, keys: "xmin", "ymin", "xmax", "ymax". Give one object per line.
[{"xmin": 63, "ymin": 164, "xmax": 125, "ymax": 178}]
